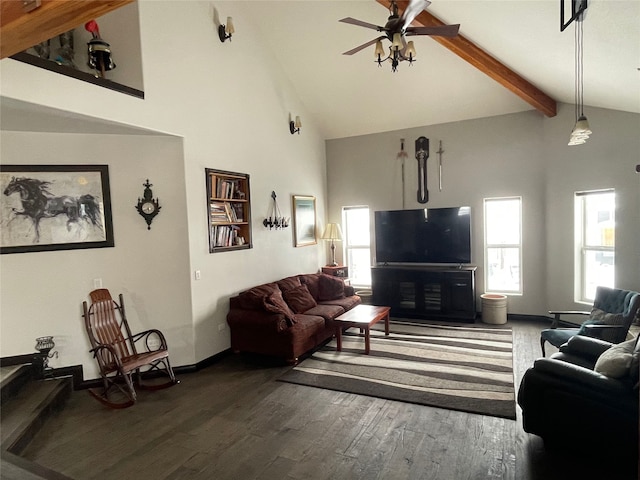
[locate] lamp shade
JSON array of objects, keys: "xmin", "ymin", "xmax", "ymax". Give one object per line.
[
  {"xmin": 374, "ymin": 40, "xmax": 385, "ymax": 57},
  {"xmin": 321, "ymin": 223, "xmax": 343, "ymax": 241},
  {"xmin": 405, "ymin": 41, "xmax": 416, "ymax": 57},
  {"xmin": 391, "ymin": 33, "xmax": 403, "ymax": 51},
  {"xmin": 226, "ymin": 17, "xmax": 235, "ymax": 35}
]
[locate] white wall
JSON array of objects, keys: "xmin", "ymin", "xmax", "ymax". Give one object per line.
[
  {"xmin": 0, "ymin": 1, "xmax": 328, "ymax": 375},
  {"xmin": 326, "ymin": 104, "xmax": 640, "ymax": 316},
  {"xmin": 543, "ymin": 104, "xmax": 640, "ymax": 310},
  {"xmin": 0, "ymin": 132, "xmax": 191, "ymax": 379}
]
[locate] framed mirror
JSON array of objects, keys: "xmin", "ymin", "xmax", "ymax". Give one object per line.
[{"xmin": 292, "ymin": 195, "xmax": 317, "ymax": 247}]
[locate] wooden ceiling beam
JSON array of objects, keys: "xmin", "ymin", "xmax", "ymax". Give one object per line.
[
  {"xmin": 1, "ymin": 0, "xmax": 134, "ymax": 59},
  {"xmin": 377, "ymin": 0, "xmax": 557, "ymax": 117}
]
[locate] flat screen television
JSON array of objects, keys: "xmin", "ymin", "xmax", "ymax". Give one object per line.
[{"xmin": 374, "ymin": 207, "xmax": 471, "ymax": 265}]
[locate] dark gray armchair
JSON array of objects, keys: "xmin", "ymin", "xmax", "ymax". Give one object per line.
[
  {"xmin": 518, "ymin": 334, "xmax": 639, "ymax": 473},
  {"xmin": 540, "ymin": 286, "xmax": 640, "ymax": 356}
]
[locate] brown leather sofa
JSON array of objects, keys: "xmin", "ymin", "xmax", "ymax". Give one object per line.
[{"xmin": 227, "ymin": 272, "xmax": 361, "ymax": 363}]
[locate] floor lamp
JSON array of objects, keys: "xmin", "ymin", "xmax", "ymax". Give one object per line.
[{"xmin": 321, "ymin": 223, "xmax": 343, "ymax": 266}]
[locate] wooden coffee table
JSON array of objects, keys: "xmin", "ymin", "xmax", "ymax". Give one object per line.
[{"xmin": 334, "ymin": 305, "xmax": 391, "ymax": 354}]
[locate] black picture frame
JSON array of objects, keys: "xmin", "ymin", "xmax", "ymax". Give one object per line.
[{"xmin": 0, "ymin": 165, "xmax": 114, "ymax": 254}]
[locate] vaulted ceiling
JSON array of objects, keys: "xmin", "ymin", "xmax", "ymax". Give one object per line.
[{"xmin": 240, "ymin": 0, "xmax": 639, "ymax": 139}]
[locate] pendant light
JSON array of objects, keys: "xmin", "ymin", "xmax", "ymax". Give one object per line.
[{"xmin": 568, "ymin": 6, "xmax": 591, "ymax": 146}]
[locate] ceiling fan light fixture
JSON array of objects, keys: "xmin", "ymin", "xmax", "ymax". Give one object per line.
[{"xmin": 341, "ymin": 0, "xmax": 459, "ymax": 72}]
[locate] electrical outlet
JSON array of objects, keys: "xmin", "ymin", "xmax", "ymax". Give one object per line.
[
  {"xmin": 218, "ymin": 323, "xmax": 226, "ymax": 332},
  {"xmin": 195, "ymin": 270, "xmax": 201, "ymax": 280},
  {"xmin": 93, "ymin": 278, "xmax": 102, "ymax": 289}
]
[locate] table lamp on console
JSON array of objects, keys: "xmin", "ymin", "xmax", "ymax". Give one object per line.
[{"xmin": 321, "ymin": 223, "xmax": 343, "ymax": 267}]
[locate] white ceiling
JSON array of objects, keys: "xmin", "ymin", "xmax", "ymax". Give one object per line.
[{"xmin": 240, "ymin": 0, "xmax": 640, "ymax": 139}]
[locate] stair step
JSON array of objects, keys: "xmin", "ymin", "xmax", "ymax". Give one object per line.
[
  {"xmin": 1, "ymin": 362, "xmax": 75, "ymax": 479},
  {"xmin": 1, "ymin": 376, "xmax": 72, "ymax": 454},
  {"xmin": 1, "ymin": 364, "xmax": 36, "ymax": 405}
]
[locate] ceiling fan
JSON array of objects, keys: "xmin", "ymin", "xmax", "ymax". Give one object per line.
[{"xmin": 339, "ymin": 0, "xmax": 460, "ymax": 72}]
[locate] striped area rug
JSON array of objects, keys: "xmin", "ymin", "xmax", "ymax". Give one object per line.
[{"xmin": 279, "ymin": 321, "xmax": 516, "ymax": 419}]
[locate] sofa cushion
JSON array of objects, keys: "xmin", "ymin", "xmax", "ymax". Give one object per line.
[
  {"xmin": 578, "ymin": 307, "xmax": 624, "ymax": 342},
  {"xmin": 277, "ymin": 275, "xmax": 302, "ymax": 293},
  {"xmin": 320, "ymin": 295, "xmax": 361, "ymax": 312},
  {"xmin": 283, "ymin": 284, "xmax": 317, "ymax": 314},
  {"xmin": 594, "ymin": 337, "xmax": 636, "ymax": 378},
  {"xmin": 304, "ymin": 303, "xmax": 345, "ymax": 321},
  {"xmin": 263, "ymin": 290, "xmax": 296, "ymax": 325},
  {"xmin": 318, "ymin": 274, "xmax": 346, "ymax": 301},
  {"xmin": 299, "ymin": 273, "xmax": 321, "ymax": 300},
  {"xmin": 236, "ymin": 282, "xmax": 280, "ymax": 310}
]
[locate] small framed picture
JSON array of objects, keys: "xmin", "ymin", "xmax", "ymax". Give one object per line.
[
  {"xmin": 1, "ymin": 165, "xmax": 114, "ymax": 254},
  {"xmin": 292, "ymin": 195, "xmax": 317, "ymax": 247}
]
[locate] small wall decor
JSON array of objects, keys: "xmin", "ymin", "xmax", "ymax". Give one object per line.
[
  {"xmin": 415, "ymin": 136, "xmax": 429, "ymax": 204},
  {"xmin": 436, "ymin": 140, "xmax": 444, "ymax": 192},
  {"xmin": 263, "ymin": 191, "xmax": 289, "ymax": 230},
  {"xmin": 292, "ymin": 195, "xmax": 317, "ymax": 247},
  {"xmin": 0, "ymin": 164, "xmax": 114, "ymax": 254},
  {"xmin": 135, "ymin": 179, "xmax": 161, "ymax": 230}
]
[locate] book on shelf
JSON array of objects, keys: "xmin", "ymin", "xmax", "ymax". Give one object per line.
[
  {"xmin": 224, "ymin": 203, "xmax": 237, "ymax": 222},
  {"xmin": 210, "ymin": 202, "xmax": 229, "ymax": 222},
  {"xmin": 215, "ymin": 178, "xmax": 241, "ymax": 200},
  {"xmin": 231, "ymin": 203, "xmax": 244, "ymax": 222},
  {"xmin": 211, "ymin": 224, "xmax": 241, "ymax": 247}
]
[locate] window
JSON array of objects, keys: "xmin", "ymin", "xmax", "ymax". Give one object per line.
[
  {"xmin": 575, "ymin": 189, "xmax": 615, "ymax": 303},
  {"xmin": 484, "ymin": 197, "xmax": 522, "ymax": 294},
  {"xmin": 342, "ymin": 206, "xmax": 371, "ymax": 287}
]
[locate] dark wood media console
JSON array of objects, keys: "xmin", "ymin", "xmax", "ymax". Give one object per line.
[{"xmin": 371, "ymin": 265, "xmax": 477, "ymax": 323}]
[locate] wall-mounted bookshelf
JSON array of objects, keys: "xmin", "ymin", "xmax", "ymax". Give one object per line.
[{"xmin": 205, "ymin": 168, "xmax": 252, "ymax": 253}]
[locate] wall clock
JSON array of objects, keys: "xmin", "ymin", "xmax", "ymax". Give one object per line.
[{"xmin": 135, "ymin": 179, "xmax": 161, "ymax": 230}]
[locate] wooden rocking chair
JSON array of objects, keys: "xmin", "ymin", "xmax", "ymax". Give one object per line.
[{"xmin": 82, "ymin": 289, "xmax": 178, "ymax": 408}]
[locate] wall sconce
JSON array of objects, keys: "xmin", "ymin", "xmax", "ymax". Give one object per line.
[
  {"xmin": 218, "ymin": 16, "xmax": 234, "ymax": 42},
  {"xmin": 289, "ymin": 116, "xmax": 302, "ymax": 135},
  {"xmin": 263, "ymin": 191, "xmax": 289, "ymax": 230},
  {"xmin": 35, "ymin": 336, "xmax": 58, "ymax": 378}
]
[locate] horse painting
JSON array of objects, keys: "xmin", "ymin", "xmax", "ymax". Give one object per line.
[{"xmin": 3, "ymin": 176, "xmax": 103, "ymax": 243}]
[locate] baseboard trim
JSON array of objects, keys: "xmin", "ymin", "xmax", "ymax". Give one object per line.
[
  {"xmin": 73, "ymin": 348, "xmax": 234, "ymax": 389},
  {"xmin": 507, "ymin": 313, "xmax": 551, "ymax": 324}
]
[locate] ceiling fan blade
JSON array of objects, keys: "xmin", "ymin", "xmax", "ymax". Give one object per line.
[
  {"xmin": 405, "ymin": 24, "xmax": 460, "ymax": 37},
  {"xmin": 400, "ymin": 0, "xmax": 432, "ymax": 31},
  {"xmin": 339, "ymin": 17, "xmax": 383, "ymax": 31},
  {"xmin": 342, "ymin": 36, "xmax": 386, "ymax": 56}
]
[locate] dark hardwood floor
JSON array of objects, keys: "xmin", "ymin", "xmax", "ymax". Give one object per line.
[{"xmin": 20, "ymin": 319, "xmax": 637, "ymax": 480}]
